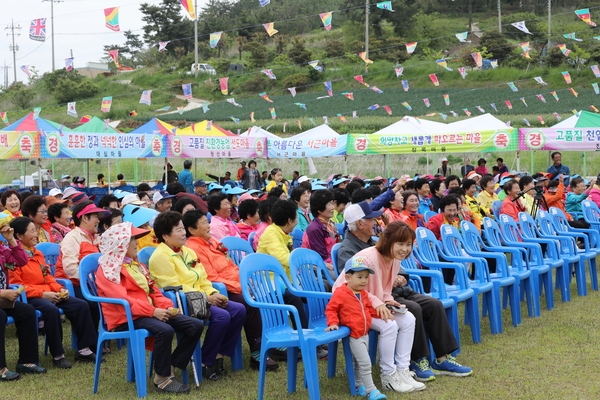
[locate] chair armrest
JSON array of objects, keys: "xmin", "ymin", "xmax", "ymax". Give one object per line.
[
  {"xmin": 443, "ymin": 253, "xmax": 490, "ymax": 282},
  {"xmin": 416, "ymin": 259, "xmax": 469, "ymax": 290},
  {"xmin": 212, "ymin": 282, "xmax": 228, "ymax": 297},
  {"xmin": 407, "ymin": 270, "xmax": 448, "ymax": 298},
  {"xmin": 55, "ymin": 278, "xmax": 75, "ymax": 297},
  {"xmin": 408, "ymin": 275, "xmax": 424, "ymax": 294},
  {"xmin": 287, "ymin": 286, "xmax": 332, "ymax": 300}
]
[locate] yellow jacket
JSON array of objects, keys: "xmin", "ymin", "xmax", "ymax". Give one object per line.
[
  {"xmin": 476, "ymin": 190, "xmax": 500, "ymax": 216},
  {"xmin": 256, "ymin": 224, "xmax": 292, "ymax": 276},
  {"xmin": 148, "ymin": 242, "xmax": 217, "ymax": 295}
]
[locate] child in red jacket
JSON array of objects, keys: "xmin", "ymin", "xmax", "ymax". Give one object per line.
[{"xmin": 325, "ymin": 257, "xmax": 386, "ymax": 400}]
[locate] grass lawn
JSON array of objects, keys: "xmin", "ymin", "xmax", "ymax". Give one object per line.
[{"xmin": 2, "ymin": 275, "xmax": 600, "ymax": 399}]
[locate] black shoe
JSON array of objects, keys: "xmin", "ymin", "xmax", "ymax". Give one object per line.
[
  {"xmin": 250, "ymin": 355, "xmax": 279, "ymax": 371},
  {"xmin": 75, "ymin": 352, "xmax": 105, "ymax": 363},
  {"xmin": 202, "ymin": 365, "xmax": 220, "ymax": 381},
  {"xmin": 52, "ymin": 357, "xmax": 72, "ymax": 369},
  {"xmin": 154, "ymin": 376, "xmax": 190, "ymax": 394},
  {"xmin": 214, "ymin": 358, "xmax": 228, "ymax": 377},
  {"xmin": 270, "ymin": 348, "xmax": 287, "ymax": 362},
  {"xmin": 0, "ymin": 368, "xmax": 20, "ymax": 381},
  {"xmin": 16, "ymin": 364, "xmax": 47, "ymax": 374}
]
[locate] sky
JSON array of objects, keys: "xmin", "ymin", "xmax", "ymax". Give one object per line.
[{"xmin": 0, "ymin": 0, "xmax": 209, "ymax": 83}]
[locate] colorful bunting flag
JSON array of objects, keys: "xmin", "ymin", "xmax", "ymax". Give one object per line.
[
  {"xmin": 29, "ymin": 18, "xmax": 46, "ymax": 42},
  {"xmin": 226, "ymin": 98, "xmax": 242, "ymax": 107},
  {"xmin": 534, "ymin": 76, "xmax": 547, "ymax": 85},
  {"xmin": 158, "ymin": 41, "xmax": 169, "ymax": 52},
  {"xmin": 561, "ymin": 71, "xmax": 572, "ymax": 84},
  {"xmin": 443, "ymin": 94, "xmax": 450, "ymax": 106},
  {"xmin": 180, "ymin": 0, "xmax": 196, "ymax": 20},
  {"xmin": 455, "ymin": 32, "xmax": 468, "ymax": 42},
  {"xmin": 511, "ymin": 21, "xmax": 532, "ymax": 34},
  {"xmin": 358, "ymin": 52, "xmax": 373, "ymax": 64},
  {"xmin": 476, "ymin": 106, "xmax": 485, "ymax": 113},
  {"xmin": 440, "ymin": 113, "xmax": 447, "ymax": 121},
  {"xmin": 354, "ymin": 75, "xmax": 370, "ymax": 87},
  {"xmin": 450, "ymin": 111, "xmax": 458, "ymax": 117},
  {"xmin": 294, "ymin": 102, "xmax": 307, "ymax": 110},
  {"xmin": 463, "ymin": 109, "xmax": 471, "ymax": 117},
  {"xmin": 308, "ymin": 60, "xmax": 323, "ymax": 72},
  {"xmin": 593, "ymin": 82, "xmax": 600, "ymax": 94},
  {"xmin": 230, "ymin": 116, "xmax": 240, "ymax": 124},
  {"xmin": 104, "ymin": 7, "xmax": 120, "ymax": 31},
  {"xmin": 536, "ymin": 94, "xmax": 547, "ymax": 103},
  {"xmin": 263, "ymin": 23, "xmax": 278, "ymax": 36},
  {"xmin": 259, "ymin": 0, "xmax": 270, "ymax": 7},
  {"xmin": 249, "ymin": 112, "xmax": 255, "ymax": 122},
  {"xmin": 551, "ymin": 91, "xmax": 559, "ymax": 101},
  {"xmin": 139, "ymin": 90, "xmax": 152, "ymax": 105},
  {"xmin": 507, "ymin": 82, "xmax": 518, "ymax": 92},
  {"xmin": 505, "ymin": 121, "xmax": 512, "ymax": 127},
  {"xmin": 323, "ymin": 116, "xmax": 329, "ymax": 125},
  {"xmin": 296, "ymin": 120, "xmax": 302, "ymax": 130},
  {"xmin": 520, "ymin": 97, "xmax": 528, "ymax": 107},
  {"xmin": 352, "ymin": 111, "xmax": 358, "ymax": 118},
  {"xmin": 79, "ymin": 115, "xmax": 91, "ymax": 124},
  {"xmin": 591, "ymin": 106, "xmax": 599, "ymax": 113},
  {"xmin": 429, "ymin": 74, "xmax": 439, "ymax": 86},
  {"xmin": 401, "ymin": 80, "xmax": 409, "ymax": 91},
  {"xmin": 553, "ymin": 112, "xmax": 561, "ymax": 121},
  {"xmin": 520, "ymin": 42, "xmax": 531, "ymax": 58},
  {"xmin": 405, "ymin": 42, "xmax": 417, "ymax": 54},
  {"xmin": 219, "ymin": 77, "xmax": 229, "ymax": 95},
  {"xmin": 523, "ymin": 118, "xmax": 530, "ymax": 127},
  {"xmin": 458, "ymin": 67, "xmax": 468, "ymax": 79},
  {"xmin": 33, "ymin": 107, "xmax": 41, "ymax": 120},
  {"xmin": 65, "ymin": 58, "xmax": 74, "ymax": 72},
  {"xmin": 20, "ymin": 65, "xmax": 31, "ymax": 78},
  {"xmin": 557, "ymin": 44, "xmax": 571, "ymax": 57},
  {"xmin": 471, "ymin": 52, "xmax": 482, "ymax": 67},
  {"xmin": 67, "ymin": 102, "xmax": 77, "ymax": 118},
  {"xmin": 155, "ymin": 106, "xmax": 170, "ymax": 112},
  {"xmin": 383, "ymin": 105, "xmax": 393, "ymax": 115},
  {"xmin": 563, "ymin": 32, "xmax": 583, "ymax": 41},
  {"xmin": 202, "ymin": 102, "xmax": 210, "ymax": 113},
  {"xmin": 259, "ymin": 92, "xmax": 273, "ymax": 102},
  {"xmin": 595, "ymin": 36, "xmax": 600, "ymax": 41},
  {"xmin": 0, "ymin": 112, "xmax": 7, "ymax": 126},
  {"xmin": 575, "ymin": 8, "xmax": 596, "ymax": 26},
  {"xmin": 402, "ymin": 102, "xmax": 412, "ymax": 111},
  {"xmin": 376, "ymin": 1, "xmax": 394, "ymax": 11},
  {"xmin": 319, "ymin": 12, "xmax": 332, "ymax": 31},
  {"xmin": 572, "ymin": 110, "xmax": 579, "ymax": 115},
  {"xmin": 368, "ymin": 104, "xmax": 380, "ymax": 110},
  {"xmin": 370, "ymin": 86, "xmax": 383, "ymax": 94},
  {"xmin": 395, "ymin": 67, "xmax": 404, "ymax": 77},
  {"xmin": 182, "ymin": 83, "xmax": 192, "ymax": 100},
  {"xmin": 592, "ymin": 65, "xmax": 600, "ymax": 78},
  {"xmin": 569, "ymin": 87, "xmax": 579, "ymax": 97},
  {"xmin": 210, "ymin": 32, "xmax": 222, "ymax": 48},
  {"xmin": 324, "ymin": 81, "xmax": 333, "ymax": 96},
  {"xmin": 178, "ymin": 106, "xmax": 185, "ymax": 114},
  {"xmin": 309, "ymin": 118, "xmax": 316, "ymax": 126},
  {"xmin": 108, "ymin": 49, "xmax": 119, "ymax": 67},
  {"xmin": 288, "ymin": 87, "xmax": 297, "ymax": 97},
  {"xmin": 504, "ymin": 100, "xmax": 513, "ymax": 109},
  {"xmin": 269, "ymin": 108, "xmax": 276, "ymax": 119},
  {"xmin": 337, "ymin": 114, "xmax": 348, "ymax": 122},
  {"xmin": 101, "ymin": 97, "xmax": 112, "ymax": 112},
  {"xmin": 261, "ymin": 69, "xmax": 277, "ymax": 79},
  {"xmin": 206, "ymin": 121, "xmax": 213, "ymax": 130},
  {"xmin": 490, "ymin": 103, "xmax": 497, "ymax": 112},
  {"xmin": 537, "ymin": 116, "xmax": 545, "ymax": 125},
  {"xmin": 490, "ymin": 60, "xmax": 498, "ymax": 69},
  {"xmin": 343, "ymin": 92, "xmax": 354, "ymax": 100},
  {"xmin": 423, "ymin": 98, "xmax": 430, "ymax": 108},
  {"xmin": 436, "ymin": 59, "xmax": 452, "ymax": 71}
]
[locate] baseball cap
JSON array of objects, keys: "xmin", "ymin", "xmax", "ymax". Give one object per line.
[
  {"xmin": 344, "ymin": 256, "xmax": 375, "ymax": 274},
  {"xmin": 122, "ymin": 204, "xmax": 158, "ymax": 227},
  {"xmin": 466, "ymin": 171, "xmax": 481, "ymax": 180},
  {"xmin": 222, "ymin": 184, "xmax": 247, "ymax": 195},
  {"xmin": 238, "ymin": 192, "xmax": 254, "ymax": 204},
  {"xmin": 49, "ymin": 188, "xmax": 63, "ymax": 197},
  {"xmin": 131, "ymin": 226, "xmax": 150, "ymax": 239},
  {"xmin": 193, "ymin": 179, "xmax": 207, "ymax": 187},
  {"xmin": 62, "ymin": 187, "xmax": 80, "ymax": 199},
  {"xmin": 122, "ymin": 193, "xmax": 145, "ymax": 206},
  {"xmin": 153, "ymin": 190, "xmax": 175, "ymax": 204},
  {"xmin": 75, "ymin": 203, "xmax": 111, "ymax": 218},
  {"xmin": 112, "ymin": 189, "xmax": 129, "ymax": 199},
  {"xmin": 499, "ymin": 177, "xmax": 513, "ymax": 186},
  {"xmin": 297, "ymin": 175, "xmax": 310, "ymax": 183},
  {"xmin": 208, "ymin": 183, "xmax": 223, "ymax": 193},
  {"xmin": 344, "ymin": 201, "xmax": 384, "ymax": 224},
  {"xmin": 441, "ymin": 157, "xmax": 448, "ymax": 162}
]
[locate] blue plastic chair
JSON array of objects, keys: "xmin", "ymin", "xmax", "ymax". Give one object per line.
[
  {"xmin": 291, "ymin": 228, "xmax": 303, "ymax": 249},
  {"xmin": 335, "ymin": 223, "xmax": 345, "ymax": 240},
  {"xmin": 413, "ymin": 227, "xmax": 479, "ymax": 343},
  {"xmin": 461, "ymin": 220, "xmax": 535, "ymax": 319},
  {"xmin": 441, "ymin": 224, "xmax": 517, "ymax": 331},
  {"xmin": 206, "ymin": 212, "xmax": 212, "ymax": 223},
  {"xmin": 492, "ymin": 201, "xmax": 502, "ymax": 220},
  {"xmin": 120, "ymin": 185, "xmax": 137, "ymax": 193},
  {"xmin": 221, "ymin": 236, "xmax": 254, "ymax": 267},
  {"xmin": 581, "ymin": 199, "xmax": 600, "ymax": 232},
  {"xmin": 289, "ymin": 248, "xmax": 354, "ymax": 379},
  {"xmin": 136, "ymin": 246, "xmax": 156, "ymax": 266},
  {"xmin": 438, "ymin": 224, "xmax": 502, "ymax": 334},
  {"xmin": 330, "ymin": 243, "xmax": 341, "ymax": 277},
  {"xmin": 79, "ymin": 253, "xmax": 152, "ymax": 398},
  {"xmin": 239, "ymin": 253, "xmax": 356, "ymax": 400},
  {"xmin": 247, "ymin": 232, "xmax": 256, "ymax": 250},
  {"xmin": 424, "ymin": 210, "xmax": 437, "ymax": 223}
]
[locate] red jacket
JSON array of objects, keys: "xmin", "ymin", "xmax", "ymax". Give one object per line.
[
  {"xmin": 8, "ymin": 248, "xmax": 63, "ymax": 298},
  {"xmin": 499, "ymin": 196, "xmax": 526, "ymax": 222},
  {"xmin": 325, "ymin": 283, "xmax": 378, "ymax": 338}
]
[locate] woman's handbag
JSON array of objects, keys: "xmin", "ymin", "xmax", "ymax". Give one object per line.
[{"xmin": 186, "ymin": 291, "xmax": 211, "ymax": 321}]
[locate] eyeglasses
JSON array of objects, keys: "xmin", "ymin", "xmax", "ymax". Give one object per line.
[{"xmin": 37, "ymin": 209, "xmax": 48, "ymax": 215}]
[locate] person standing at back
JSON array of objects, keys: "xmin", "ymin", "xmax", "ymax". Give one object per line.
[
  {"xmin": 460, "ymin": 158, "xmax": 474, "ymax": 178},
  {"xmin": 546, "ymin": 151, "xmax": 570, "ymax": 186},
  {"xmin": 437, "ymin": 158, "xmax": 451, "ymax": 177},
  {"xmin": 178, "ymin": 160, "xmax": 194, "ymax": 193},
  {"xmin": 240, "ymin": 160, "xmax": 261, "ymax": 190},
  {"xmin": 237, "ymin": 161, "xmax": 247, "ymax": 181}
]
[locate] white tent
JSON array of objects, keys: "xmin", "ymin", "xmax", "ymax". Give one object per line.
[
  {"xmin": 374, "ymin": 116, "xmax": 447, "ymax": 135},
  {"xmin": 240, "ymin": 126, "xmax": 281, "ymax": 140},
  {"xmin": 444, "ymin": 113, "xmax": 507, "ymax": 132}
]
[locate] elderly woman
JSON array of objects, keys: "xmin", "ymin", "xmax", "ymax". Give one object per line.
[
  {"xmin": 1, "ymin": 190, "xmax": 22, "ymax": 220},
  {"xmin": 499, "ymin": 179, "xmax": 526, "ymax": 221},
  {"xmin": 98, "ymin": 208, "xmax": 123, "ymax": 235},
  {"xmin": 236, "ymin": 197, "xmax": 260, "ymax": 241},
  {"xmin": 8, "ymin": 217, "xmax": 99, "ymax": 369},
  {"xmin": 332, "ymin": 222, "xmax": 422, "ymax": 393},
  {"xmin": 0, "ymin": 217, "xmax": 45, "ymax": 379},
  {"xmin": 383, "ymin": 190, "xmax": 404, "ymax": 226},
  {"xmin": 208, "ymin": 193, "xmax": 241, "ymax": 242},
  {"xmin": 183, "ymin": 209, "xmax": 278, "ymax": 371},
  {"xmin": 302, "ymin": 190, "xmax": 341, "ymax": 276},
  {"xmin": 48, "ymin": 202, "xmax": 72, "ymax": 244},
  {"xmin": 398, "ymin": 191, "xmax": 426, "ymax": 231},
  {"xmin": 173, "ymin": 198, "xmax": 197, "ymax": 216},
  {"xmin": 96, "ymin": 222, "xmax": 203, "ymax": 394},
  {"xmin": 149, "ymin": 211, "xmax": 245, "ymax": 381},
  {"xmin": 291, "ymin": 186, "xmax": 312, "ymax": 232},
  {"xmin": 21, "ymin": 195, "xmax": 52, "ymax": 243}
]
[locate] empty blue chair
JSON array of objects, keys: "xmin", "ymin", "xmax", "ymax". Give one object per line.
[
  {"xmin": 291, "ymin": 228, "xmax": 303, "ymax": 249},
  {"xmin": 441, "ymin": 224, "xmax": 518, "ymax": 331},
  {"xmin": 424, "ymin": 210, "xmax": 437, "ymax": 223},
  {"xmin": 137, "ymin": 246, "xmax": 156, "ymax": 266},
  {"xmin": 239, "ymin": 253, "xmax": 356, "ymax": 399},
  {"xmin": 413, "ymin": 227, "xmax": 479, "ymax": 343},
  {"xmin": 492, "ymin": 201, "xmax": 502, "ymax": 220},
  {"xmin": 581, "ymin": 199, "xmax": 600, "ymax": 233},
  {"xmin": 221, "ymin": 236, "xmax": 254, "ymax": 267},
  {"xmin": 79, "ymin": 253, "xmax": 152, "ymax": 398}
]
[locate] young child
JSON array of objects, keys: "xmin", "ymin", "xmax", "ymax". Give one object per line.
[{"xmin": 325, "ymin": 257, "xmax": 387, "ymax": 400}]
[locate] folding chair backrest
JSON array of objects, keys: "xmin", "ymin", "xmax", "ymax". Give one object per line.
[
  {"xmin": 517, "ymin": 212, "xmax": 539, "ymax": 239},
  {"xmin": 247, "ymin": 232, "xmax": 256, "ymax": 249},
  {"xmin": 536, "ymin": 210, "xmax": 555, "ymax": 236},
  {"xmin": 548, "ymin": 207, "xmax": 571, "ymax": 233},
  {"xmin": 221, "ymin": 236, "xmax": 254, "ymax": 268},
  {"xmin": 424, "ymin": 210, "xmax": 437, "ymax": 223},
  {"xmin": 335, "ymin": 223, "xmax": 345, "ymax": 240},
  {"xmin": 78, "ymin": 253, "xmax": 113, "ymax": 332},
  {"xmin": 35, "ymin": 242, "xmax": 60, "ymax": 276}
]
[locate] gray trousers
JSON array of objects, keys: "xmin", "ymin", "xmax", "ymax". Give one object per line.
[{"xmin": 350, "ymin": 335, "xmax": 377, "ymax": 394}]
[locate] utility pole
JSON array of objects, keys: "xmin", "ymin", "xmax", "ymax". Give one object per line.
[
  {"xmin": 498, "ymin": 0, "xmax": 502, "ymax": 33},
  {"xmin": 0, "ymin": 61, "xmax": 12, "ymax": 89},
  {"xmin": 194, "ymin": 0, "xmax": 198, "ymax": 78},
  {"xmin": 365, "ymin": 0, "xmax": 369, "ymax": 72},
  {"xmin": 43, "ymin": 0, "xmax": 62, "ymax": 71},
  {"xmin": 547, "ymin": 0, "xmax": 551, "ymax": 48},
  {"xmin": 5, "ymin": 20, "xmax": 21, "ymax": 83}
]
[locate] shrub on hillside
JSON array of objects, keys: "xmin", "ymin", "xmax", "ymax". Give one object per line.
[
  {"xmin": 54, "ymin": 79, "xmax": 99, "ymax": 103},
  {"xmin": 281, "ymin": 73, "xmax": 310, "ymax": 91},
  {"xmin": 7, "ymin": 82, "xmax": 34, "ymax": 109},
  {"xmin": 287, "ymin": 37, "xmax": 312, "ymax": 66},
  {"xmin": 325, "ymin": 40, "xmax": 346, "ymax": 58},
  {"xmin": 213, "ymin": 59, "xmax": 231, "ymax": 74},
  {"xmin": 243, "ymin": 41, "xmax": 269, "ymax": 69},
  {"xmin": 545, "ymin": 47, "xmax": 565, "ymax": 68},
  {"xmin": 478, "ymin": 31, "xmax": 512, "ymax": 62},
  {"xmin": 240, "ymin": 74, "xmax": 272, "ymax": 93},
  {"xmin": 588, "ymin": 45, "xmax": 600, "ymax": 65}
]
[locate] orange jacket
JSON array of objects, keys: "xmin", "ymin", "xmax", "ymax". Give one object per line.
[
  {"xmin": 185, "ymin": 236, "xmax": 241, "ymax": 294},
  {"xmin": 55, "ymin": 241, "xmax": 99, "ymax": 286},
  {"xmin": 95, "ymin": 262, "xmax": 173, "ymax": 332},
  {"xmin": 8, "ymin": 248, "xmax": 63, "ymax": 298},
  {"xmin": 326, "ymin": 283, "xmax": 378, "ymax": 338},
  {"xmin": 544, "ymin": 182, "xmax": 572, "ymax": 221}
]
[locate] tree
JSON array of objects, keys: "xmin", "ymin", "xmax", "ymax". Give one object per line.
[
  {"xmin": 287, "ymin": 37, "xmax": 312, "ymax": 66},
  {"xmin": 7, "ymin": 82, "xmax": 34, "ymax": 109},
  {"xmin": 243, "ymin": 41, "xmax": 269, "ymax": 69},
  {"xmin": 140, "ymin": 0, "xmax": 194, "ymax": 52},
  {"xmin": 478, "ymin": 31, "xmax": 511, "ymax": 63}
]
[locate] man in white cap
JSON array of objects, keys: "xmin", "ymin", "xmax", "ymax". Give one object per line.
[
  {"xmin": 153, "ymin": 191, "xmax": 176, "ymax": 213},
  {"xmin": 437, "ymin": 157, "xmax": 451, "ymax": 177},
  {"xmin": 49, "ymin": 188, "xmax": 63, "ymax": 200}
]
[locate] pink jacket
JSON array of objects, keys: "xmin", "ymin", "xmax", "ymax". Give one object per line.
[{"xmin": 589, "ymin": 187, "xmax": 600, "ymax": 208}]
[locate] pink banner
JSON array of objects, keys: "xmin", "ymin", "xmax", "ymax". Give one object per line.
[
  {"xmin": 168, "ymin": 135, "xmax": 267, "ymax": 158},
  {"xmin": 519, "ymin": 128, "xmax": 597, "ymax": 150}
]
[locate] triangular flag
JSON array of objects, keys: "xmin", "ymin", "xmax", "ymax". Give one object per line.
[
  {"xmin": 101, "ymin": 96, "xmax": 112, "ymax": 112},
  {"xmin": 395, "ymin": 67, "xmax": 404, "ymax": 77},
  {"xmin": 259, "ymin": 92, "xmax": 273, "ymax": 102},
  {"xmin": 263, "ymin": 23, "xmax": 278, "ymax": 36},
  {"xmin": 308, "ymin": 60, "xmax": 323, "ymax": 72},
  {"xmin": 436, "ymin": 59, "xmax": 452, "ymax": 71},
  {"xmin": 294, "ymin": 103, "xmax": 307, "ymax": 110},
  {"xmin": 537, "ymin": 115, "xmax": 545, "ymax": 125},
  {"xmin": 358, "ymin": 52, "xmax": 373, "ymax": 64},
  {"xmin": 520, "ymin": 97, "xmax": 528, "ymax": 107},
  {"xmin": 575, "ymin": 8, "xmax": 597, "ymax": 26},
  {"xmin": 33, "ymin": 107, "xmax": 41, "ymax": 120},
  {"xmin": 182, "ymin": 83, "xmax": 192, "ymax": 100},
  {"xmin": 563, "ymin": 32, "xmax": 583, "ymax": 42},
  {"xmin": 507, "ymin": 82, "xmax": 518, "ymax": 92},
  {"xmin": 178, "ymin": 106, "xmax": 184, "ymax": 114},
  {"xmin": 296, "ymin": 120, "xmax": 302, "ymax": 130},
  {"xmin": 402, "ymin": 102, "xmax": 412, "ymax": 111},
  {"xmin": 337, "ymin": 114, "xmax": 347, "ymax": 122},
  {"xmin": 536, "ymin": 94, "xmax": 547, "ymax": 103},
  {"xmin": 67, "ymin": 102, "xmax": 77, "ymax": 118},
  {"xmin": 463, "ymin": 108, "xmax": 471, "ymax": 117},
  {"xmin": 443, "ymin": 94, "xmax": 450, "ymax": 106},
  {"xmin": 288, "ymin": 87, "xmax": 297, "ymax": 97},
  {"xmin": 324, "ymin": 81, "xmax": 333, "ymax": 96},
  {"xmin": 261, "ymin": 69, "xmax": 277, "ymax": 79},
  {"xmin": 520, "ymin": 42, "xmax": 531, "ymax": 58},
  {"xmin": 561, "ymin": 71, "xmax": 572, "ymax": 84},
  {"xmin": 354, "ymin": 75, "xmax": 370, "ymax": 87},
  {"xmin": 180, "ymin": 0, "xmax": 196, "ymax": 20},
  {"xmin": 490, "ymin": 60, "xmax": 498, "ymax": 69},
  {"xmin": 551, "ymin": 91, "xmax": 559, "ymax": 101},
  {"xmin": 423, "ymin": 98, "xmax": 430, "ymax": 108},
  {"xmin": 370, "ymin": 86, "xmax": 383, "ymax": 94},
  {"xmin": 591, "ymin": 105, "xmax": 599, "ymax": 113},
  {"xmin": 553, "ymin": 112, "xmax": 562, "ymax": 121},
  {"xmin": 593, "ymin": 82, "xmax": 600, "ymax": 94},
  {"xmin": 490, "ymin": 103, "xmax": 497, "ymax": 112},
  {"xmin": 534, "ymin": 76, "xmax": 547, "ymax": 85},
  {"xmin": 511, "ymin": 21, "xmax": 532, "ymax": 34},
  {"xmin": 405, "ymin": 42, "xmax": 417, "ymax": 54},
  {"xmin": 202, "ymin": 102, "xmax": 210, "ymax": 113},
  {"xmin": 343, "ymin": 92, "xmax": 354, "ymax": 100},
  {"xmin": 65, "ymin": 58, "xmax": 74, "ymax": 71},
  {"xmin": 458, "ymin": 67, "xmax": 468, "ymax": 79},
  {"xmin": 471, "ymin": 52, "xmax": 482, "ymax": 67},
  {"xmin": 108, "ymin": 49, "xmax": 119, "ymax": 68},
  {"xmin": 383, "ymin": 105, "xmax": 392, "ymax": 115},
  {"xmin": 569, "ymin": 87, "xmax": 578, "ymax": 97},
  {"xmin": 401, "ymin": 80, "xmax": 409, "ymax": 91},
  {"xmin": 250, "ymin": 112, "xmax": 255, "ymax": 122},
  {"xmin": 376, "ymin": 1, "xmax": 394, "ymax": 11},
  {"xmin": 139, "ymin": 90, "xmax": 152, "ymax": 105},
  {"xmin": 504, "ymin": 100, "xmax": 513, "ymax": 109},
  {"xmin": 269, "ymin": 108, "xmax": 276, "ymax": 119},
  {"xmin": 455, "ymin": 32, "xmax": 468, "ymax": 42},
  {"xmin": 476, "ymin": 106, "xmax": 485, "ymax": 113},
  {"xmin": 0, "ymin": 112, "xmax": 8, "ymax": 126},
  {"xmin": 104, "ymin": 7, "xmax": 120, "ymax": 31},
  {"xmin": 158, "ymin": 41, "xmax": 169, "ymax": 52},
  {"xmin": 557, "ymin": 44, "xmax": 571, "ymax": 57},
  {"xmin": 210, "ymin": 32, "xmax": 222, "ymax": 48},
  {"xmin": 591, "ymin": 65, "xmax": 600, "ymax": 78},
  {"xmin": 226, "ymin": 98, "xmax": 242, "ymax": 107},
  {"xmin": 219, "ymin": 77, "xmax": 229, "ymax": 95},
  {"xmin": 319, "ymin": 12, "xmax": 332, "ymax": 31},
  {"xmin": 429, "ymin": 74, "xmax": 439, "ymax": 86},
  {"xmin": 523, "ymin": 118, "xmax": 530, "ymax": 126},
  {"xmin": 367, "ymin": 104, "xmax": 380, "ymax": 110}
]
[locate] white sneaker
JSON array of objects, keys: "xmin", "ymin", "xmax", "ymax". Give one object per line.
[
  {"xmin": 381, "ymin": 371, "xmax": 414, "ymax": 393},
  {"xmin": 396, "ymin": 368, "xmax": 426, "ymax": 391}
]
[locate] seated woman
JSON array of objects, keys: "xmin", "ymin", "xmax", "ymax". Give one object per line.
[
  {"xmin": 96, "ymin": 222, "xmax": 203, "ymax": 394},
  {"xmin": 208, "ymin": 193, "xmax": 241, "ymax": 242},
  {"xmin": 499, "ymin": 179, "xmax": 526, "ymax": 221},
  {"xmin": 236, "ymin": 197, "xmax": 260, "ymax": 241},
  {"xmin": 383, "ymin": 190, "xmax": 404, "ymax": 226},
  {"xmin": 98, "ymin": 208, "xmax": 123, "ymax": 235},
  {"xmin": 20, "ymin": 196, "xmax": 52, "ymax": 243},
  {"xmin": 149, "ymin": 211, "xmax": 245, "ymax": 381},
  {"xmin": 1, "ymin": 190, "xmax": 22, "ymax": 221},
  {"xmin": 398, "ymin": 191, "xmax": 426, "ymax": 231},
  {"xmin": 183, "ymin": 209, "xmax": 278, "ymax": 371},
  {"xmin": 122, "ymin": 204, "xmax": 159, "ymax": 249},
  {"xmin": 48, "ymin": 202, "xmax": 72, "ymax": 244},
  {"xmin": 252, "ymin": 197, "xmax": 277, "ymax": 250},
  {"xmin": 173, "ymin": 197, "xmax": 197, "ymax": 216},
  {"xmin": 291, "ymin": 186, "xmax": 312, "ymax": 232},
  {"xmin": 9, "ymin": 217, "xmax": 99, "ymax": 369},
  {"xmin": 0, "ymin": 219, "xmax": 46, "ymax": 379},
  {"xmin": 302, "ymin": 190, "xmax": 341, "ymax": 278}
]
